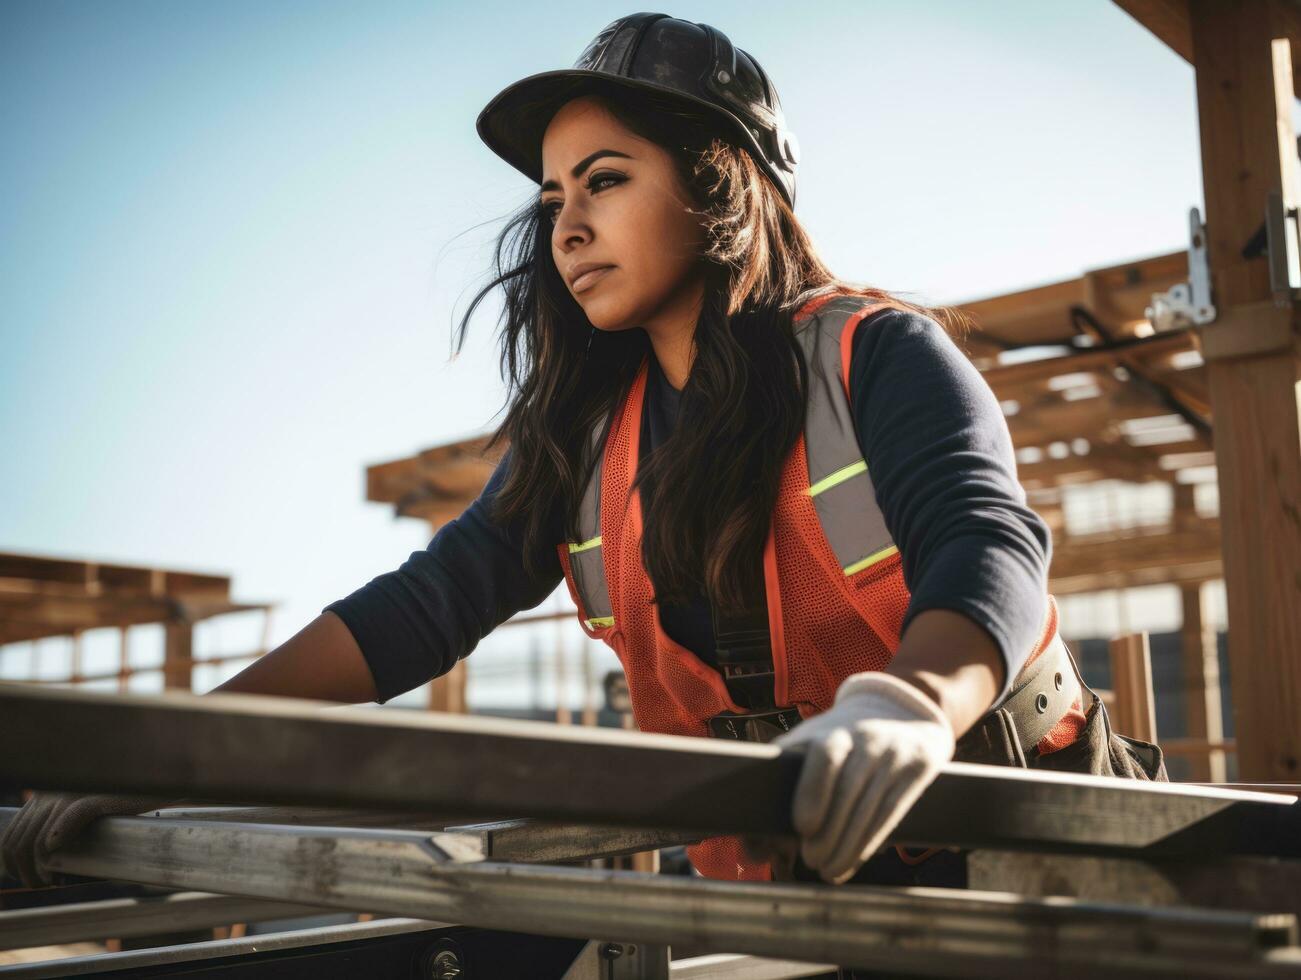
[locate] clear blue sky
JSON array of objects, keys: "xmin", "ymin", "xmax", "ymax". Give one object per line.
[{"xmin": 0, "ymin": 1, "xmax": 1203, "ymax": 706}]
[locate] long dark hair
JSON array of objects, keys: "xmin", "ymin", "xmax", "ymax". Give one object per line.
[{"xmin": 455, "ymin": 87, "xmax": 971, "ymax": 611}]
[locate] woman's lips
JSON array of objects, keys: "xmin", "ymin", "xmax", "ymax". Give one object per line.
[{"xmin": 572, "ymin": 265, "xmax": 615, "ymax": 293}]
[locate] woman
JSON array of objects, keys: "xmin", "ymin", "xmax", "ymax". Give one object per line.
[{"xmin": 2, "ymin": 13, "xmax": 1163, "ymax": 894}]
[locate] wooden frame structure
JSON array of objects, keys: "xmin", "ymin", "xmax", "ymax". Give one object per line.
[
  {"xmin": 0, "ymin": 552, "xmax": 272, "ymax": 692},
  {"xmin": 1113, "ymin": 0, "xmax": 1301, "ymax": 783}
]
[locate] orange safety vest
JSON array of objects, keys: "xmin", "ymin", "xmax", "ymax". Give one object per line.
[{"xmin": 557, "ymin": 290, "xmax": 1069, "ymax": 880}]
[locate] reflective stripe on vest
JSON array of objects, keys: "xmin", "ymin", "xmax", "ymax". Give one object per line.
[
  {"xmin": 795, "ymin": 296, "xmax": 898, "ymax": 575},
  {"xmin": 561, "ymin": 294, "xmax": 897, "ymax": 627},
  {"xmin": 565, "ymin": 411, "xmax": 615, "ymax": 630}
]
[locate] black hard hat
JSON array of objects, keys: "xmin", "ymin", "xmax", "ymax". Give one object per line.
[{"xmin": 476, "ymin": 12, "xmax": 800, "ymax": 209}]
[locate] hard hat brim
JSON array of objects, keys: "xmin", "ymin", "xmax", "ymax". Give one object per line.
[{"xmin": 475, "ymin": 68, "xmax": 776, "ymax": 198}]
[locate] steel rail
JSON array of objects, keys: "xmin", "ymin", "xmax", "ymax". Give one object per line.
[
  {"xmin": 0, "ymin": 911, "xmax": 828, "ymax": 980},
  {"xmin": 0, "ymin": 806, "xmax": 694, "ymax": 959},
  {"xmin": 0, "ymin": 683, "xmax": 1295, "ymax": 855},
  {"xmin": 0, "ymin": 917, "xmax": 444, "ymax": 979},
  {"xmin": 0, "ymin": 813, "xmax": 1296, "ymax": 978},
  {"xmin": 0, "ymin": 891, "xmax": 330, "ymax": 951}
]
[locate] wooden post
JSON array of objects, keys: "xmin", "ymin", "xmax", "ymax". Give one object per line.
[
  {"xmin": 1190, "ymin": 1, "xmax": 1301, "ymax": 781},
  {"xmin": 69, "ymin": 630, "xmax": 83, "ymax": 685},
  {"xmin": 162, "ymin": 620, "xmax": 194, "ymax": 691},
  {"xmin": 1181, "ymin": 580, "xmax": 1228, "ymax": 780},
  {"xmin": 1109, "ymin": 632, "xmax": 1158, "ymax": 744},
  {"xmin": 1174, "ymin": 485, "xmax": 1226, "ymax": 782},
  {"xmin": 1180, "ymin": 582, "xmax": 1227, "ymax": 781},
  {"xmin": 428, "ymin": 660, "xmax": 468, "ymax": 714},
  {"xmin": 118, "ymin": 626, "xmax": 130, "ymax": 692}
]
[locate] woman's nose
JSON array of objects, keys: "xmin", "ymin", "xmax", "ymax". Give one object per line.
[{"xmin": 554, "ymin": 204, "xmax": 591, "ymax": 251}]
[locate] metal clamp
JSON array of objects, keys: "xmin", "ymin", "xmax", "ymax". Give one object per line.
[{"xmin": 1146, "ymin": 207, "xmax": 1217, "ymax": 331}]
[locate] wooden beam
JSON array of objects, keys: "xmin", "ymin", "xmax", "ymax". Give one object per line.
[
  {"xmin": 365, "ymin": 435, "xmax": 501, "ymax": 506},
  {"xmin": 1004, "ymin": 384, "xmax": 1190, "ymax": 446},
  {"xmin": 0, "ymin": 553, "xmax": 231, "ymax": 598},
  {"xmin": 1190, "ymin": 1, "xmax": 1301, "ymax": 782},
  {"xmin": 1051, "ymin": 561, "xmax": 1223, "ymax": 598},
  {"xmin": 955, "ymin": 250, "xmax": 1188, "ymax": 358},
  {"xmin": 982, "ymin": 332, "xmax": 1194, "ymax": 388},
  {"xmin": 1113, "ymin": 0, "xmax": 1194, "ymax": 61},
  {"xmin": 1114, "ymin": 0, "xmax": 1301, "ymax": 100},
  {"xmin": 1017, "ymin": 449, "xmax": 1161, "ymax": 487},
  {"xmin": 0, "ymin": 590, "xmax": 267, "ymax": 645}
]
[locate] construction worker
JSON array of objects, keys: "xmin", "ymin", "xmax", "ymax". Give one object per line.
[{"xmin": 2, "ymin": 13, "xmax": 1164, "ymax": 897}]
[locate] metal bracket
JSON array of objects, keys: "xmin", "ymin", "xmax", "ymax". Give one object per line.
[
  {"xmin": 1265, "ymin": 189, "xmax": 1301, "ymax": 306},
  {"xmin": 561, "ymin": 939, "xmax": 671, "ymax": 980},
  {"xmin": 1146, "ymin": 207, "xmax": 1218, "ymax": 331}
]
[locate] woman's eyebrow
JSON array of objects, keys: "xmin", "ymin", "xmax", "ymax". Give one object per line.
[{"xmin": 539, "ymin": 149, "xmax": 633, "ymax": 195}]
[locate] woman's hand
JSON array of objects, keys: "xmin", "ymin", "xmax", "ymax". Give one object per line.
[
  {"xmin": 774, "ymin": 671, "xmax": 954, "ymax": 884},
  {"xmin": 1, "ymin": 791, "xmax": 177, "ymax": 888}
]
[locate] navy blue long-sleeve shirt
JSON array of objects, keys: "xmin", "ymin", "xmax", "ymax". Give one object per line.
[{"xmin": 325, "ymin": 308, "xmax": 1052, "ymax": 706}]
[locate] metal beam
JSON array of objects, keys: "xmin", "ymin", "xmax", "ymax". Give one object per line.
[
  {"xmin": 0, "ymin": 807, "xmax": 700, "ymax": 870},
  {"xmin": 3, "ymin": 812, "xmax": 1298, "ymax": 978},
  {"xmin": 968, "ymin": 850, "xmax": 1301, "ymax": 919},
  {"xmin": 142, "ymin": 804, "xmax": 459, "ymax": 828},
  {"xmin": 0, "ymin": 891, "xmax": 330, "ymax": 951},
  {"xmin": 0, "ymin": 917, "xmax": 448, "ymax": 980},
  {"xmin": 0, "ymin": 683, "xmax": 1294, "ymax": 856}
]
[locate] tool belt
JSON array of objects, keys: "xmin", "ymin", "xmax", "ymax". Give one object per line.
[
  {"xmin": 953, "ymin": 634, "xmax": 1086, "ymax": 764},
  {"xmin": 704, "ymin": 590, "xmax": 1087, "ymax": 759}
]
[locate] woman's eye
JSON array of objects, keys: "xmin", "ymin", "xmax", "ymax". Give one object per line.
[
  {"xmin": 542, "ymin": 174, "xmax": 624, "ymax": 224},
  {"xmin": 588, "ymin": 172, "xmax": 622, "ymax": 191}
]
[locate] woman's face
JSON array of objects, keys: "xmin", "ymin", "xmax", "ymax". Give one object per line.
[{"xmin": 540, "ymin": 95, "xmax": 706, "ymax": 334}]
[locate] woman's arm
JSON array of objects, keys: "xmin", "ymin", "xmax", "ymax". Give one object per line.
[
  {"xmin": 776, "ymin": 306, "xmax": 1051, "ymax": 883},
  {"xmin": 322, "ymin": 448, "xmax": 565, "ymax": 703},
  {"xmin": 215, "ymin": 448, "xmax": 563, "ymax": 706},
  {"xmin": 889, "ymin": 609, "xmax": 999, "ymax": 739},
  {"xmin": 886, "ymin": 607, "xmax": 1002, "ymax": 738},
  {"xmin": 211, "ymin": 610, "xmax": 378, "ymax": 702},
  {"xmin": 851, "ymin": 307, "xmax": 1052, "ymax": 723}
]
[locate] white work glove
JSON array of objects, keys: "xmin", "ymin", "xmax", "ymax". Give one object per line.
[
  {"xmin": 775, "ymin": 672, "xmax": 955, "ymax": 884},
  {"xmin": 1, "ymin": 791, "xmax": 178, "ymax": 888}
]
